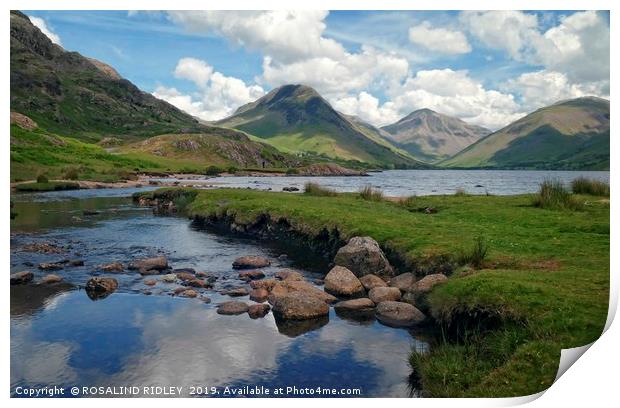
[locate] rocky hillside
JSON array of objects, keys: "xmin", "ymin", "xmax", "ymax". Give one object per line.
[
  {"xmin": 441, "ymin": 97, "xmax": 610, "ymax": 170},
  {"xmin": 119, "ymin": 131, "xmax": 298, "ymax": 169},
  {"xmin": 215, "ymin": 84, "xmax": 425, "ymax": 168},
  {"xmin": 381, "ymin": 109, "xmax": 490, "ymax": 163},
  {"xmin": 10, "ymin": 11, "xmax": 205, "ymax": 141}
]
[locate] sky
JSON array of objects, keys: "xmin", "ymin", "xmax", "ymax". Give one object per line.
[{"xmin": 25, "ymin": 10, "xmax": 610, "ymax": 130}]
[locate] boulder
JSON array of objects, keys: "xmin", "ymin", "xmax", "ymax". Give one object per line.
[
  {"xmin": 185, "ymin": 279, "xmax": 210, "ymax": 289},
  {"xmin": 69, "ymin": 259, "xmax": 85, "ymax": 267},
  {"xmin": 275, "ymin": 269, "xmax": 304, "ymax": 281},
  {"xmin": 411, "ymin": 274, "xmax": 448, "ymax": 294},
  {"xmin": 389, "ymin": 273, "xmax": 416, "ymax": 292},
  {"xmin": 173, "ymin": 268, "xmax": 196, "ymax": 274},
  {"xmin": 271, "ymin": 292, "xmax": 329, "ymax": 320},
  {"xmin": 249, "ymin": 288, "xmax": 270, "ymax": 302},
  {"xmin": 128, "ymin": 256, "xmax": 168, "ymax": 272},
  {"xmin": 359, "ymin": 274, "xmax": 387, "ymax": 290},
  {"xmin": 143, "ymin": 279, "xmax": 157, "ymax": 286},
  {"xmin": 176, "ymin": 272, "xmax": 196, "ymax": 281},
  {"xmin": 248, "ymin": 303, "xmax": 271, "ymax": 319},
  {"xmin": 200, "ymin": 296, "xmax": 212, "ymax": 304},
  {"xmin": 239, "ymin": 270, "xmax": 266, "ymax": 281},
  {"xmin": 269, "ymin": 280, "xmax": 337, "ymax": 305},
  {"xmin": 38, "ymin": 262, "xmax": 63, "ymax": 271},
  {"xmin": 324, "ymin": 266, "xmax": 365, "ymax": 297},
  {"xmin": 333, "ymin": 236, "xmax": 394, "ymax": 277},
  {"xmin": 217, "ymin": 301, "xmax": 249, "ymax": 315},
  {"xmin": 100, "ymin": 262, "xmax": 124, "ymax": 273},
  {"xmin": 369, "ymin": 286, "xmax": 401, "ymax": 303},
  {"xmin": 41, "ymin": 274, "xmax": 63, "ymax": 284},
  {"xmin": 161, "ymin": 273, "xmax": 177, "ymax": 283},
  {"xmin": 10, "ymin": 271, "xmax": 34, "ymax": 285},
  {"xmin": 180, "ymin": 289, "xmax": 198, "ymax": 298},
  {"xmin": 250, "ymin": 278, "xmax": 278, "ymax": 291},
  {"xmin": 375, "ymin": 301, "xmax": 425, "ymax": 327},
  {"xmin": 232, "ymin": 256, "xmax": 271, "ymax": 269},
  {"xmin": 85, "ymin": 277, "xmax": 118, "ymax": 298},
  {"xmin": 334, "ymin": 298, "xmax": 375, "ymax": 312},
  {"xmin": 222, "ymin": 287, "xmax": 249, "ymax": 297}
]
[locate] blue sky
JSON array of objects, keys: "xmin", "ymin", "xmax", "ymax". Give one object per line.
[{"xmin": 25, "ymin": 10, "xmax": 610, "ymax": 129}]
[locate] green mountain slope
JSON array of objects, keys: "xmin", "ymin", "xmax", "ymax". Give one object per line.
[
  {"xmin": 10, "ymin": 11, "xmax": 205, "ymax": 142},
  {"xmin": 381, "ymin": 109, "xmax": 490, "ymax": 163},
  {"xmin": 215, "ymin": 84, "xmax": 425, "ymax": 168},
  {"xmin": 441, "ymin": 97, "xmax": 610, "ymax": 170}
]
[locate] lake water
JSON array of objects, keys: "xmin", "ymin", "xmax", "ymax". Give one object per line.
[
  {"xmin": 10, "ymin": 189, "xmax": 428, "ymax": 398},
  {"xmin": 165, "ymin": 170, "xmax": 610, "ymax": 197}
]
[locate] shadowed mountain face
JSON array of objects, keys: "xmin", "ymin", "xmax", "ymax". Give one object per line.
[
  {"xmin": 10, "ymin": 11, "xmax": 205, "ymax": 141},
  {"xmin": 441, "ymin": 97, "xmax": 610, "ymax": 170},
  {"xmin": 381, "ymin": 109, "xmax": 490, "ymax": 163},
  {"xmin": 216, "ymin": 84, "xmax": 425, "ymax": 168}
]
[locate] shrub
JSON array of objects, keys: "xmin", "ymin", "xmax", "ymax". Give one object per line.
[
  {"xmin": 63, "ymin": 168, "xmax": 79, "ymax": 180},
  {"xmin": 36, "ymin": 173, "xmax": 49, "ymax": 184},
  {"xmin": 227, "ymin": 166, "xmax": 239, "ymax": 174},
  {"xmin": 304, "ymin": 182, "xmax": 337, "ymax": 197},
  {"xmin": 458, "ymin": 236, "xmax": 488, "ymax": 268},
  {"xmin": 205, "ymin": 166, "xmax": 222, "ymax": 176},
  {"xmin": 532, "ymin": 179, "xmax": 583, "ymax": 210},
  {"xmin": 286, "ymin": 168, "xmax": 299, "ymax": 175},
  {"xmin": 571, "ymin": 177, "xmax": 609, "ymax": 196},
  {"xmin": 359, "ymin": 185, "xmax": 384, "ymax": 201}
]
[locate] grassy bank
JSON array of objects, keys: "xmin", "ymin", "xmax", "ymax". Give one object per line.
[{"xmin": 139, "ymin": 187, "xmax": 609, "ymax": 397}]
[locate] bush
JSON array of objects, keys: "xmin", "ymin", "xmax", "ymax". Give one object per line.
[
  {"xmin": 286, "ymin": 168, "xmax": 299, "ymax": 175},
  {"xmin": 532, "ymin": 179, "xmax": 583, "ymax": 210},
  {"xmin": 571, "ymin": 177, "xmax": 609, "ymax": 196},
  {"xmin": 36, "ymin": 174, "xmax": 49, "ymax": 184},
  {"xmin": 359, "ymin": 185, "xmax": 384, "ymax": 201},
  {"xmin": 63, "ymin": 168, "xmax": 79, "ymax": 180},
  {"xmin": 227, "ymin": 166, "xmax": 239, "ymax": 174},
  {"xmin": 458, "ymin": 236, "xmax": 488, "ymax": 268},
  {"xmin": 205, "ymin": 166, "xmax": 222, "ymax": 176},
  {"xmin": 304, "ymin": 182, "xmax": 337, "ymax": 196}
]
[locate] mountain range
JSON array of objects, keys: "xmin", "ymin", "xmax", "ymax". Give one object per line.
[{"xmin": 9, "ymin": 10, "xmax": 610, "ymax": 181}]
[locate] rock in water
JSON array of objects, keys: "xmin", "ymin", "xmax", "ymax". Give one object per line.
[
  {"xmin": 41, "ymin": 274, "xmax": 63, "ymax": 284},
  {"xmin": 128, "ymin": 256, "xmax": 168, "ymax": 272},
  {"xmin": 100, "ymin": 262, "xmax": 124, "ymax": 272},
  {"xmin": 161, "ymin": 274, "xmax": 177, "ymax": 283},
  {"xmin": 248, "ymin": 303, "xmax": 271, "ymax": 318},
  {"xmin": 269, "ymin": 280, "xmax": 337, "ymax": 305},
  {"xmin": 250, "ymin": 288, "xmax": 270, "ymax": 302},
  {"xmin": 388, "ymin": 273, "xmax": 416, "ymax": 292},
  {"xmin": 85, "ymin": 277, "xmax": 118, "ymax": 299},
  {"xmin": 274, "ymin": 269, "xmax": 304, "ymax": 281},
  {"xmin": 238, "ymin": 270, "xmax": 266, "ymax": 281},
  {"xmin": 334, "ymin": 236, "xmax": 394, "ymax": 277},
  {"xmin": 250, "ymin": 278, "xmax": 279, "ymax": 291},
  {"xmin": 217, "ymin": 301, "xmax": 249, "ymax": 315},
  {"xmin": 359, "ymin": 274, "xmax": 387, "ymax": 290},
  {"xmin": 272, "ymin": 292, "xmax": 329, "ymax": 320},
  {"xmin": 232, "ymin": 256, "xmax": 271, "ymax": 269},
  {"xmin": 324, "ymin": 266, "xmax": 365, "ymax": 297},
  {"xmin": 10, "ymin": 271, "xmax": 33, "ymax": 285},
  {"xmin": 369, "ymin": 286, "xmax": 402, "ymax": 303},
  {"xmin": 375, "ymin": 301, "xmax": 425, "ymax": 327},
  {"xmin": 222, "ymin": 287, "xmax": 249, "ymax": 297},
  {"xmin": 38, "ymin": 262, "xmax": 64, "ymax": 271},
  {"xmin": 334, "ymin": 298, "xmax": 375, "ymax": 311}
]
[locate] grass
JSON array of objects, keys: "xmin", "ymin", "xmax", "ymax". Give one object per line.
[
  {"xmin": 359, "ymin": 185, "xmax": 384, "ymax": 201},
  {"xmin": 457, "ymin": 236, "xmax": 488, "ymax": 268},
  {"xmin": 145, "ymin": 187, "xmax": 609, "ymax": 397},
  {"xmin": 571, "ymin": 177, "xmax": 610, "ymax": 196},
  {"xmin": 532, "ymin": 179, "xmax": 583, "ymax": 210},
  {"xmin": 15, "ymin": 181, "xmax": 80, "ymax": 192},
  {"xmin": 304, "ymin": 182, "xmax": 338, "ymax": 197}
]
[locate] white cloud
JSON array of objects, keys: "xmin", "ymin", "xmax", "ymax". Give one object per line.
[
  {"xmin": 333, "ymin": 92, "xmax": 400, "ymax": 127},
  {"xmin": 28, "ymin": 16, "xmax": 62, "ymax": 45},
  {"xmin": 167, "ymin": 11, "xmax": 345, "ymax": 63},
  {"xmin": 154, "ymin": 58, "xmax": 264, "ymax": 121},
  {"xmin": 408, "ymin": 21, "xmax": 471, "ymax": 54},
  {"xmin": 504, "ymin": 70, "xmax": 609, "ymax": 111}
]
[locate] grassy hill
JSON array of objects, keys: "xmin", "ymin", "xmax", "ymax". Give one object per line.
[
  {"xmin": 10, "ymin": 11, "xmax": 205, "ymax": 142},
  {"xmin": 441, "ymin": 97, "xmax": 610, "ymax": 170},
  {"xmin": 381, "ymin": 109, "xmax": 490, "ymax": 163},
  {"xmin": 215, "ymin": 84, "xmax": 425, "ymax": 168}
]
